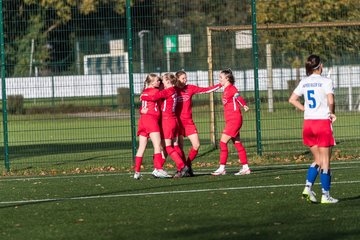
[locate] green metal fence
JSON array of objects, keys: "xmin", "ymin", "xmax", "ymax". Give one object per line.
[{"xmin": 1, "ymin": 0, "xmax": 360, "ymax": 173}]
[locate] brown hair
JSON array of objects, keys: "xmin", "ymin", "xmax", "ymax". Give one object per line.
[
  {"xmin": 175, "ymin": 70, "xmax": 187, "ymax": 87},
  {"xmin": 220, "ymin": 68, "xmax": 235, "ymax": 84},
  {"xmin": 305, "ymin": 54, "xmax": 321, "ymax": 76},
  {"xmin": 175, "ymin": 70, "xmax": 186, "ymax": 79}
]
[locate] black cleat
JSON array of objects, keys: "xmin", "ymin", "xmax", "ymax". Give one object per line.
[
  {"xmin": 173, "ymin": 166, "xmax": 190, "ymax": 178},
  {"xmin": 187, "ymin": 165, "xmax": 195, "ymax": 177}
]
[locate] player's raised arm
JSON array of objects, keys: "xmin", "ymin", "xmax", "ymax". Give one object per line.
[
  {"xmin": 192, "ymin": 83, "xmax": 222, "ymax": 94},
  {"xmin": 140, "ymin": 87, "xmax": 175, "ymax": 101}
]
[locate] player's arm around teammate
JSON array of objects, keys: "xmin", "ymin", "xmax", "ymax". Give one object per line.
[
  {"xmin": 174, "ymin": 70, "xmax": 222, "ymax": 176},
  {"xmin": 211, "ymin": 69, "xmax": 251, "ymax": 176},
  {"xmin": 289, "ymin": 54, "xmax": 338, "ymax": 204},
  {"xmin": 134, "ymin": 74, "xmax": 172, "ymax": 179},
  {"xmin": 159, "ymin": 73, "xmax": 189, "ymax": 178}
]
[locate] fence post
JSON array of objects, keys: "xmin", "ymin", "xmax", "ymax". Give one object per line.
[
  {"xmin": 51, "ymin": 75, "xmax": 55, "ymax": 108},
  {"xmin": 0, "ymin": 1, "xmax": 10, "ymax": 171},
  {"xmin": 251, "ymin": 0, "xmax": 262, "ymax": 155},
  {"xmin": 100, "ymin": 73, "xmax": 103, "ymax": 107},
  {"xmin": 207, "ymin": 27, "xmax": 217, "ymax": 148},
  {"xmin": 126, "ymin": 0, "xmax": 137, "ymax": 161}
]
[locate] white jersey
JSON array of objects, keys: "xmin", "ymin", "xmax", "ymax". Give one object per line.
[{"xmin": 293, "ymin": 73, "xmax": 334, "ymax": 120}]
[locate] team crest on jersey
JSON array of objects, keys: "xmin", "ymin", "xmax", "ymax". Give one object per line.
[
  {"xmin": 177, "ymin": 95, "xmax": 190, "ymax": 102},
  {"xmin": 222, "ymin": 99, "xmax": 228, "ymax": 105}
]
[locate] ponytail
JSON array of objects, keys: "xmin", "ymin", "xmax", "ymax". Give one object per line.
[{"xmin": 305, "ymin": 55, "xmax": 321, "ymax": 76}]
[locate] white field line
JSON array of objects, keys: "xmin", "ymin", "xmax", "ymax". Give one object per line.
[
  {"xmin": 0, "ymin": 160, "xmax": 359, "ymax": 182},
  {"xmin": 0, "ymin": 180, "xmax": 359, "ymax": 205}
]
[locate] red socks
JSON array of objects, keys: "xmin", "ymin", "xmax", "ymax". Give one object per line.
[
  {"xmin": 174, "ymin": 145, "xmax": 186, "ymax": 163},
  {"xmin": 219, "ymin": 141, "xmax": 228, "ymax": 165},
  {"xmin": 166, "ymin": 146, "xmax": 185, "ymax": 171},
  {"xmin": 134, "ymin": 156, "xmax": 143, "ymax": 172},
  {"xmin": 187, "ymin": 147, "xmax": 198, "ymax": 165},
  {"xmin": 234, "ymin": 142, "xmax": 248, "ymax": 165},
  {"xmin": 153, "ymin": 153, "xmax": 163, "ymax": 169}
]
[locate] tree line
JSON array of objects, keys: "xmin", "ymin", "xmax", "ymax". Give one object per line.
[{"xmin": 2, "ymin": 0, "xmax": 359, "ymax": 77}]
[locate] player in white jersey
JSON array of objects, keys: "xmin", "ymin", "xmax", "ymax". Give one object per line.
[{"xmin": 289, "ymin": 54, "xmax": 338, "ymax": 204}]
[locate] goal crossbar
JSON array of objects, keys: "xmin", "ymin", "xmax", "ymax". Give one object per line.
[{"xmin": 208, "ymin": 21, "xmax": 360, "ymax": 32}]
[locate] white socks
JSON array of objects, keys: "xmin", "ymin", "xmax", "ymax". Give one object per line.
[{"xmin": 218, "ymin": 164, "xmax": 226, "ymax": 171}]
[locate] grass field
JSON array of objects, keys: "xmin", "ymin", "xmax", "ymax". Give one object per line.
[
  {"xmin": 0, "ymin": 160, "xmax": 359, "ymax": 240},
  {"xmin": 0, "ymin": 92, "xmax": 359, "ymax": 174}
]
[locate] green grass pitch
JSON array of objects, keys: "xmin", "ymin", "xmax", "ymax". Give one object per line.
[{"xmin": 0, "ymin": 160, "xmax": 359, "ymax": 240}]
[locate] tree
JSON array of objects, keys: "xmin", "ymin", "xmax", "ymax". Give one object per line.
[
  {"xmin": 148, "ymin": 0, "xmax": 250, "ymax": 71},
  {"xmin": 5, "ymin": 0, "xmax": 129, "ymax": 76},
  {"xmin": 23, "ymin": 0, "xmax": 128, "ymax": 34},
  {"xmin": 256, "ymin": 0, "xmax": 360, "ymax": 65}
]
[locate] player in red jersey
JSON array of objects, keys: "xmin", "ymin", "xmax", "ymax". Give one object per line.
[
  {"xmin": 175, "ymin": 70, "xmax": 222, "ymax": 176},
  {"xmin": 211, "ymin": 69, "xmax": 251, "ymax": 176},
  {"xmin": 141, "ymin": 73, "xmax": 189, "ymax": 178},
  {"xmin": 133, "ymin": 73, "xmax": 175, "ymax": 179}
]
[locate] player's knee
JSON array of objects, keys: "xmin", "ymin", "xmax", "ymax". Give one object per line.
[
  {"xmin": 193, "ymin": 144, "xmax": 200, "ymax": 151},
  {"xmin": 165, "ymin": 146, "xmax": 175, "ymax": 155},
  {"xmin": 220, "ymin": 141, "xmax": 228, "ymax": 152}
]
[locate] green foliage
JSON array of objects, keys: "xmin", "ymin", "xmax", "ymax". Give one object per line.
[
  {"xmin": 7, "ymin": 95, "xmax": 25, "ymax": 114},
  {"xmin": 4, "ymin": 0, "xmax": 129, "ymax": 76},
  {"xmin": 12, "ymin": 15, "xmax": 49, "ymax": 77},
  {"xmin": 117, "ymin": 88, "xmax": 131, "ymax": 109},
  {"xmin": 150, "ymin": 0, "xmax": 250, "ymax": 70},
  {"xmin": 24, "ymin": 0, "xmax": 128, "ymax": 19},
  {"xmin": 256, "ymin": 0, "xmax": 360, "ymax": 64}
]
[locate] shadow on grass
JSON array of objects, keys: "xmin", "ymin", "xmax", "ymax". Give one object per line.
[
  {"xmin": 0, "ymin": 175, "xmax": 223, "ymax": 209},
  {"xmin": 339, "ymin": 195, "xmax": 360, "ymax": 202},
  {"xmin": 3, "ymin": 141, "xmax": 132, "ymax": 161}
]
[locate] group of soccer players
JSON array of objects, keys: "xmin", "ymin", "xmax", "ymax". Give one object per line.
[
  {"xmin": 134, "ymin": 69, "xmax": 251, "ymax": 179},
  {"xmin": 134, "ymin": 54, "xmax": 338, "ymax": 204}
]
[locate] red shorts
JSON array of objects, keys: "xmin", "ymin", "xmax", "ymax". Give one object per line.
[
  {"xmin": 223, "ymin": 116, "xmax": 243, "ymax": 138},
  {"xmin": 178, "ymin": 118, "xmax": 198, "ymax": 137},
  {"xmin": 161, "ymin": 117, "xmax": 179, "ymax": 139},
  {"xmin": 303, "ymin": 119, "xmax": 335, "ymax": 147},
  {"xmin": 137, "ymin": 115, "xmax": 160, "ymax": 138}
]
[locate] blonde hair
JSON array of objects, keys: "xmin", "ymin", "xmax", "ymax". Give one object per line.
[
  {"xmin": 162, "ymin": 73, "xmax": 177, "ymax": 86},
  {"xmin": 143, "ymin": 73, "xmax": 160, "ymax": 91}
]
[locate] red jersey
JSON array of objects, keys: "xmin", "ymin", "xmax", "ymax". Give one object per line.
[
  {"xmin": 222, "ymin": 84, "xmax": 247, "ymax": 121},
  {"xmin": 140, "ymin": 87, "xmax": 176, "ymax": 119},
  {"xmin": 176, "ymin": 83, "xmax": 222, "ymax": 120},
  {"xmin": 161, "ymin": 91, "xmax": 177, "ymax": 119}
]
